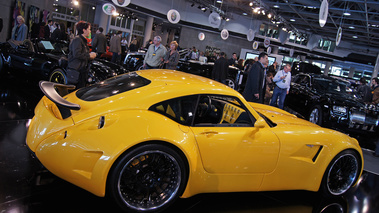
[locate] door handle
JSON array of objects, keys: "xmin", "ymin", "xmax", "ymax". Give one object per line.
[{"xmin": 200, "ymin": 130, "xmax": 218, "ymax": 137}]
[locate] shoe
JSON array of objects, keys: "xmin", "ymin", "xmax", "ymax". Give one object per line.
[{"xmin": 372, "ymin": 153, "xmax": 379, "ymax": 157}]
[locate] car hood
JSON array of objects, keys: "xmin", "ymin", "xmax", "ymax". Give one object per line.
[
  {"xmin": 324, "ymin": 92, "xmax": 364, "ymax": 108},
  {"xmin": 249, "ymin": 103, "xmax": 319, "ymax": 127}
]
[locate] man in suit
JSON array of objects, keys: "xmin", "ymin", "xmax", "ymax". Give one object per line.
[
  {"xmin": 92, "ymin": 27, "xmax": 107, "ymax": 58},
  {"xmin": 44, "ymin": 20, "xmax": 53, "ymax": 39},
  {"xmin": 110, "ymin": 31, "xmax": 122, "ymax": 64},
  {"xmin": 212, "ymin": 52, "xmax": 229, "ymax": 84},
  {"xmin": 243, "ymin": 52, "xmax": 268, "ymax": 103}
]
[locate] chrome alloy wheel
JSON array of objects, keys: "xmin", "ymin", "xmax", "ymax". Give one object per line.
[
  {"xmin": 326, "ymin": 153, "xmax": 359, "ymax": 195},
  {"xmin": 309, "ymin": 107, "xmax": 320, "ymax": 124},
  {"xmin": 117, "ymin": 150, "xmax": 182, "ymax": 211},
  {"xmin": 225, "ymin": 78, "xmax": 235, "ymax": 90}
]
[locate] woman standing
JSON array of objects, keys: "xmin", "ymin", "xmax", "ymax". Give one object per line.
[
  {"xmin": 164, "ymin": 41, "xmax": 180, "ymax": 70},
  {"xmin": 11, "ymin": 15, "xmax": 27, "ymax": 41}
]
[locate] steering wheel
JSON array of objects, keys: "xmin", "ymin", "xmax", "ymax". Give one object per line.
[{"xmin": 197, "ymin": 96, "xmax": 212, "ymax": 118}]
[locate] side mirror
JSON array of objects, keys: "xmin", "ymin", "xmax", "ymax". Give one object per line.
[{"xmin": 254, "ymin": 117, "xmax": 266, "ymax": 128}]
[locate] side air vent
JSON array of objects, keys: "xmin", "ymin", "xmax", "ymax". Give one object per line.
[
  {"xmin": 312, "ymin": 146, "xmax": 323, "ymax": 162},
  {"xmin": 98, "ymin": 116, "xmax": 105, "ymax": 129}
]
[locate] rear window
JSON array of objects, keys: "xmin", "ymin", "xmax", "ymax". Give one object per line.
[{"xmin": 76, "ymin": 72, "xmax": 151, "ymax": 101}]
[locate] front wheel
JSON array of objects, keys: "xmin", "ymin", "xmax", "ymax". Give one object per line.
[
  {"xmin": 309, "ymin": 105, "xmax": 322, "ymax": 125},
  {"xmin": 48, "ymin": 68, "xmax": 67, "ymax": 84},
  {"xmin": 319, "ymin": 150, "xmax": 361, "ymax": 197},
  {"xmin": 108, "ymin": 144, "xmax": 187, "ymax": 212},
  {"xmin": 225, "ymin": 78, "xmax": 236, "ymax": 90}
]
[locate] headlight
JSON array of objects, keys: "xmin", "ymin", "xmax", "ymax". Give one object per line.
[{"xmin": 332, "ymin": 106, "xmax": 347, "ymax": 114}]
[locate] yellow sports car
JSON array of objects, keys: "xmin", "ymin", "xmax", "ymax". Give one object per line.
[{"xmin": 27, "ymin": 70, "xmax": 363, "ymax": 212}]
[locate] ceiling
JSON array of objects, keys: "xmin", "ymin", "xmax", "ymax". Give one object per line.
[{"xmin": 187, "ymin": 0, "xmax": 379, "ymax": 51}]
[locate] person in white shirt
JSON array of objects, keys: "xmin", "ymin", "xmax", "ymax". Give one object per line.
[{"xmin": 269, "ymin": 63, "xmax": 292, "ymax": 109}]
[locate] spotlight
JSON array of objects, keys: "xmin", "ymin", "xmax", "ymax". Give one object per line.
[
  {"xmin": 249, "ymin": 2, "xmax": 253, "ymax": 7},
  {"xmin": 73, "ymin": 0, "xmax": 79, "ymax": 6},
  {"xmin": 226, "ymin": 17, "xmax": 230, "ymax": 21},
  {"xmin": 267, "ymin": 13, "xmax": 272, "ymax": 19}
]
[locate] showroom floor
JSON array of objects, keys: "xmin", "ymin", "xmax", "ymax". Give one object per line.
[{"xmin": 1, "ymin": 74, "xmax": 379, "ymax": 213}]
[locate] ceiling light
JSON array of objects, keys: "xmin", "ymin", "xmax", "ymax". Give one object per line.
[
  {"xmin": 226, "ymin": 18, "xmax": 230, "ymax": 21},
  {"xmin": 217, "ymin": 0, "xmax": 222, "ymax": 3},
  {"xmin": 73, "ymin": 0, "xmax": 79, "ymax": 6},
  {"xmin": 349, "ymin": 26, "xmax": 355, "ymax": 29},
  {"xmin": 249, "ymin": 2, "xmax": 253, "ymax": 7},
  {"xmin": 343, "ymin": 12, "xmax": 351, "ymax": 16},
  {"xmin": 290, "ymin": 18, "xmax": 296, "ymax": 22},
  {"xmin": 112, "ymin": 11, "xmax": 119, "ymax": 16},
  {"xmin": 267, "ymin": 13, "xmax": 272, "ymax": 19},
  {"xmin": 92, "ymin": 6, "xmax": 95, "ymax": 10},
  {"xmin": 243, "ymin": 12, "xmax": 247, "ymax": 15},
  {"xmin": 273, "ymin": 5, "xmax": 279, "ymax": 8},
  {"xmin": 352, "ymin": 35, "xmax": 358, "ymax": 38}
]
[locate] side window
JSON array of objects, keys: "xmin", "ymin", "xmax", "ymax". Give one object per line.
[
  {"xmin": 194, "ymin": 95, "xmax": 254, "ymax": 127},
  {"xmin": 149, "ymin": 95, "xmax": 197, "ymax": 126}
]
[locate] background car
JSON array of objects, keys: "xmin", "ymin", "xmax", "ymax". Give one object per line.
[
  {"xmin": 27, "ymin": 70, "xmax": 363, "ymax": 212},
  {"xmin": 285, "ymin": 73, "xmax": 379, "ymax": 136},
  {"xmin": 123, "ymin": 52, "xmax": 244, "ymax": 90},
  {"xmin": 0, "ymin": 39, "xmax": 127, "ymax": 84}
]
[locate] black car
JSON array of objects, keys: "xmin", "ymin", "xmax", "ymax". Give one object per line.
[
  {"xmin": 285, "ymin": 73, "xmax": 379, "ymax": 135},
  {"xmin": 123, "ymin": 52, "xmax": 244, "ymax": 90},
  {"xmin": 176, "ymin": 59, "xmax": 243, "ymax": 90},
  {"xmin": 0, "ymin": 39, "xmax": 127, "ymax": 84}
]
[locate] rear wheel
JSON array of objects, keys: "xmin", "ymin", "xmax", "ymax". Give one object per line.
[
  {"xmin": 320, "ymin": 150, "xmax": 361, "ymax": 197},
  {"xmin": 309, "ymin": 105, "xmax": 322, "ymax": 125},
  {"xmin": 49, "ymin": 68, "xmax": 67, "ymax": 84},
  {"xmin": 108, "ymin": 144, "xmax": 187, "ymax": 212}
]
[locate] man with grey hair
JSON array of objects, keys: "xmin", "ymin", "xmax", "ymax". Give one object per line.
[{"xmin": 143, "ymin": 36, "xmax": 167, "ymax": 69}]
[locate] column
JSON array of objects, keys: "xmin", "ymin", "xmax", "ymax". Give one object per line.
[
  {"xmin": 324, "ymin": 61, "xmax": 332, "ymax": 76},
  {"xmin": 348, "ymin": 67, "xmax": 355, "ymax": 79},
  {"xmin": 372, "ymin": 53, "xmax": 379, "ymax": 79},
  {"xmin": 143, "ymin": 16, "xmax": 154, "ymax": 48}
]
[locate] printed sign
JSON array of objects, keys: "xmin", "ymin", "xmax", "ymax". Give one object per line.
[
  {"xmin": 209, "ymin": 12, "xmax": 221, "ymax": 28},
  {"xmin": 167, "ymin": 9, "xmax": 180, "ymax": 24},
  {"xmin": 112, "ymin": 0, "xmax": 130, "ymax": 7},
  {"xmin": 221, "ymin": 29, "xmax": 229, "ymax": 40},
  {"xmin": 102, "ymin": 3, "xmax": 116, "ymax": 16},
  {"xmin": 198, "ymin": 32, "xmax": 205, "ymax": 41}
]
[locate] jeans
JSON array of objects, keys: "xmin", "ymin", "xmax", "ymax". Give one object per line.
[
  {"xmin": 111, "ymin": 52, "xmax": 120, "ymax": 64},
  {"xmin": 270, "ymin": 86, "xmax": 287, "ymax": 109}
]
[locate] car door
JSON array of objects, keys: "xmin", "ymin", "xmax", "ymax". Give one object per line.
[
  {"xmin": 286, "ymin": 74, "xmax": 311, "ymax": 115},
  {"xmin": 190, "ymin": 94, "xmax": 280, "ymax": 174},
  {"xmin": 9, "ymin": 43, "xmax": 34, "ymax": 71}
]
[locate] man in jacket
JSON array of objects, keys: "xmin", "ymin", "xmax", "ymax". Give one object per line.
[
  {"xmin": 212, "ymin": 52, "xmax": 228, "ymax": 84},
  {"xmin": 243, "ymin": 52, "xmax": 268, "ymax": 103},
  {"xmin": 92, "ymin": 27, "xmax": 107, "ymax": 58},
  {"xmin": 110, "ymin": 31, "xmax": 122, "ymax": 64},
  {"xmin": 67, "ymin": 21, "xmax": 96, "ymax": 88},
  {"xmin": 143, "ymin": 36, "xmax": 167, "ymax": 69}
]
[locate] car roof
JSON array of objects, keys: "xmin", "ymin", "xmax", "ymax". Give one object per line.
[{"xmin": 136, "ymin": 69, "xmax": 235, "ymax": 94}]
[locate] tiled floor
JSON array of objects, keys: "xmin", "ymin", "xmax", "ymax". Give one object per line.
[{"xmin": 1, "ymin": 74, "xmax": 379, "ymax": 213}]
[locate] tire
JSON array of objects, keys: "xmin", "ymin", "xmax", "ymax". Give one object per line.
[
  {"xmin": 136, "ymin": 64, "xmax": 144, "ymax": 71},
  {"xmin": 319, "ymin": 150, "xmax": 361, "ymax": 198},
  {"xmin": 225, "ymin": 78, "xmax": 235, "ymax": 90},
  {"xmin": 49, "ymin": 68, "xmax": 67, "ymax": 84},
  {"xmin": 108, "ymin": 144, "xmax": 187, "ymax": 212},
  {"xmin": 309, "ymin": 105, "xmax": 322, "ymax": 125}
]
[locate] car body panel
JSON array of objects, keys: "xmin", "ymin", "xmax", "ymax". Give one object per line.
[{"xmin": 26, "ymin": 70, "xmax": 363, "ymax": 200}]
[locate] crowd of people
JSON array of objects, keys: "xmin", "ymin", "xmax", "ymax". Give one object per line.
[{"xmin": 11, "ymin": 16, "xmax": 379, "ymax": 111}]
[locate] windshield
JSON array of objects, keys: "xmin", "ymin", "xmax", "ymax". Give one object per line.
[
  {"xmin": 313, "ymin": 78, "xmax": 349, "ymax": 94},
  {"xmin": 37, "ymin": 40, "xmax": 69, "ymax": 55},
  {"xmin": 76, "ymin": 72, "xmax": 151, "ymax": 101}
]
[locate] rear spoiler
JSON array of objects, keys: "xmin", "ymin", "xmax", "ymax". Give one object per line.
[{"xmin": 39, "ymin": 81, "xmax": 81, "ymax": 110}]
